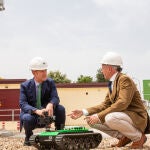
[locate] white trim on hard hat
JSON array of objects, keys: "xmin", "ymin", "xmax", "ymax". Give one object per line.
[
  {"xmin": 101, "ymin": 52, "xmax": 123, "ymax": 67},
  {"xmin": 29, "ymin": 57, "xmax": 48, "ymax": 70}
]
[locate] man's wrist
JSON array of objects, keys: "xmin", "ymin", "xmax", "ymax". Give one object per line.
[
  {"xmin": 34, "ymin": 109, "xmax": 39, "ymax": 114},
  {"xmin": 93, "ymin": 114, "xmax": 101, "ymax": 123},
  {"xmin": 48, "ymin": 103, "xmax": 53, "ymax": 107},
  {"xmin": 82, "ymin": 109, "xmax": 89, "ymax": 116}
]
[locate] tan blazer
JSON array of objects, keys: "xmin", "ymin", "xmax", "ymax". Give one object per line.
[{"xmin": 87, "ymin": 73, "xmax": 147, "ymax": 132}]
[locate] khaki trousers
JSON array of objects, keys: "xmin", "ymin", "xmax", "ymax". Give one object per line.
[{"xmin": 89, "ymin": 112, "xmax": 142, "ymax": 142}]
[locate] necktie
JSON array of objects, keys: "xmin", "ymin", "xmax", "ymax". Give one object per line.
[
  {"xmin": 108, "ymin": 81, "xmax": 112, "ymax": 94},
  {"xmin": 36, "ymin": 84, "xmax": 41, "ymax": 108}
]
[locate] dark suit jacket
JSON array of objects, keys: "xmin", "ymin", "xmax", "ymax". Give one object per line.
[{"xmin": 19, "ymin": 78, "xmax": 60, "ymax": 115}]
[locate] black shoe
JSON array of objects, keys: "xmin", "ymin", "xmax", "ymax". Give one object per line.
[{"xmin": 23, "ymin": 139, "xmax": 31, "ymax": 146}]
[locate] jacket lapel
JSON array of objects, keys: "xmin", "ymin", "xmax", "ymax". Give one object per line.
[
  {"xmin": 109, "ymin": 73, "xmax": 122, "ymax": 102},
  {"xmin": 30, "ymin": 79, "xmax": 36, "ymax": 101}
]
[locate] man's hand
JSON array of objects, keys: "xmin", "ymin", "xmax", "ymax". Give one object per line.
[
  {"xmin": 34, "ymin": 109, "xmax": 46, "ymax": 116},
  {"xmin": 68, "ymin": 110, "xmax": 83, "ymax": 119},
  {"xmin": 84, "ymin": 114, "xmax": 100, "ymax": 125},
  {"xmin": 46, "ymin": 103, "xmax": 53, "ymax": 116}
]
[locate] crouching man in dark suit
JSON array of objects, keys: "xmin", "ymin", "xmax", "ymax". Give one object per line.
[{"xmin": 19, "ymin": 57, "xmax": 66, "ymax": 146}]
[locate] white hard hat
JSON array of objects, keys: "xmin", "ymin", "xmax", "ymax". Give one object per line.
[
  {"xmin": 101, "ymin": 52, "xmax": 123, "ymax": 67},
  {"xmin": 29, "ymin": 57, "xmax": 48, "ymax": 70}
]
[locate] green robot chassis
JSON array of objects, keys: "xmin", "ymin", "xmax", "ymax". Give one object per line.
[
  {"xmin": 29, "ymin": 126, "xmax": 102, "ymax": 150},
  {"xmin": 29, "ymin": 112, "xmax": 102, "ymax": 149}
]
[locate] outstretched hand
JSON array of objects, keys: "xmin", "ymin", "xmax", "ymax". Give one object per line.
[{"xmin": 68, "ymin": 110, "xmax": 83, "ymax": 119}]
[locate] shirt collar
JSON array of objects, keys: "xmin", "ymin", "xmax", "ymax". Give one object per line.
[
  {"xmin": 34, "ymin": 80, "xmax": 40, "ymax": 87},
  {"xmin": 110, "ymin": 72, "xmax": 118, "ymax": 82}
]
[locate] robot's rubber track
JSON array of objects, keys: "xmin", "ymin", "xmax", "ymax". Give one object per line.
[
  {"xmin": 29, "ymin": 135, "xmax": 41, "ymax": 149},
  {"xmin": 29, "ymin": 134, "xmax": 56, "ymax": 150},
  {"xmin": 55, "ymin": 132, "xmax": 102, "ymax": 150}
]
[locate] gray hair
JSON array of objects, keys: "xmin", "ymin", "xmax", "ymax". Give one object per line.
[{"xmin": 112, "ymin": 66, "xmax": 122, "ymax": 72}]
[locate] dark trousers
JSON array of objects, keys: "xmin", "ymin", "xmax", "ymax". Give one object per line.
[{"xmin": 20, "ymin": 105, "xmax": 66, "ymax": 140}]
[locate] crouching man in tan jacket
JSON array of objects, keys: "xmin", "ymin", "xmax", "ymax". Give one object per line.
[{"xmin": 68, "ymin": 52, "xmax": 148, "ymax": 149}]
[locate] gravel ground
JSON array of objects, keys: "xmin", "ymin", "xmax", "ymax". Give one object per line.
[{"xmin": 0, "ymin": 136, "xmax": 150, "ymax": 150}]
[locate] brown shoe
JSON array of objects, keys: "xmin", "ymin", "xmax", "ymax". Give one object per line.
[
  {"xmin": 131, "ymin": 134, "xmax": 147, "ymax": 149},
  {"xmin": 111, "ymin": 136, "xmax": 131, "ymax": 147}
]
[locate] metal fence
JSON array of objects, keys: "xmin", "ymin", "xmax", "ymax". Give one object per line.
[{"xmin": 0, "ymin": 109, "xmax": 20, "ymax": 121}]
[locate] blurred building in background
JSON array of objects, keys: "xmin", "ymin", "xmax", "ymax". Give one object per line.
[
  {"xmin": 0, "ymin": 0, "xmax": 5, "ymax": 11},
  {"xmin": 0, "ymin": 79, "xmax": 108, "ymax": 126}
]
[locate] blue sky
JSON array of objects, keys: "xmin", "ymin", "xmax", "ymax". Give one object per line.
[{"xmin": 0, "ymin": 0, "xmax": 150, "ymax": 91}]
